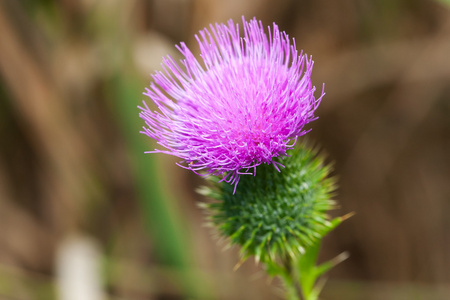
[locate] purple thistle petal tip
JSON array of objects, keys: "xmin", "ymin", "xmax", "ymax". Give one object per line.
[{"xmin": 139, "ymin": 17, "xmax": 324, "ymax": 193}]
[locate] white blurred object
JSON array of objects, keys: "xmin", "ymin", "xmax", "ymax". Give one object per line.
[{"xmin": 55, "ymin": 235, "xmax": 104, "ymax": 300}]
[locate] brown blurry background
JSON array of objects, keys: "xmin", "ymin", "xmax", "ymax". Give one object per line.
[{"xmin": 1, "ymin": 0, "xmax": 450, "ymax": 299}]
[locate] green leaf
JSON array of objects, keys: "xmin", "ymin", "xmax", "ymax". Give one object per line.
[{"xmin": 315, "ymin": 251, "xmax": 349, "ymax": 278}]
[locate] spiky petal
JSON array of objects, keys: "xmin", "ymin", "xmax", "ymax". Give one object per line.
[{"xmin": 139, "ymin": 17, "xmax": 324, "ymax": 191}]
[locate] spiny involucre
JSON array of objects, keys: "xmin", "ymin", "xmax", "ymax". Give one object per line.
[{"xmin": 139, "ymin": 17, "xmax": 324, "ymax": 192}]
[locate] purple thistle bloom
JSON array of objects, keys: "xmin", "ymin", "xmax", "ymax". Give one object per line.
[{"xmin": 139, "ymin": 17, "xmax": 324, "ymax": 193}]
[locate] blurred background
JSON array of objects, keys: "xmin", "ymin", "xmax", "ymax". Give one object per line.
[{"xmin": 1, "ymin": 0, "xmax": 450, "ymax": 299}]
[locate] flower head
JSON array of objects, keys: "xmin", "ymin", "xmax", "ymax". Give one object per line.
[{"xmin": 139, "ymin": 17, "xmax": 324, "ymax": 192}]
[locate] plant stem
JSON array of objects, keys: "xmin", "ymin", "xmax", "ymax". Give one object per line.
[{"xmin": 282, "ymin": 255, "xmax": 306, "ymax": 300}]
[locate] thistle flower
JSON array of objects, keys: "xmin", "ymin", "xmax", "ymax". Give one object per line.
[{"xmin": 139, "ymin": 17, "xmax": 324, "ymax": 192}]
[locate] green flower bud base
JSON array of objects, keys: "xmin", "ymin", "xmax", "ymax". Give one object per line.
[
  {"xmin": 199, "ymin": 143, "xmax": 349, "ymax": 300},
  {"xmin": 200, "ymin": 144, "xmax": 336, "ymax": 263}
]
